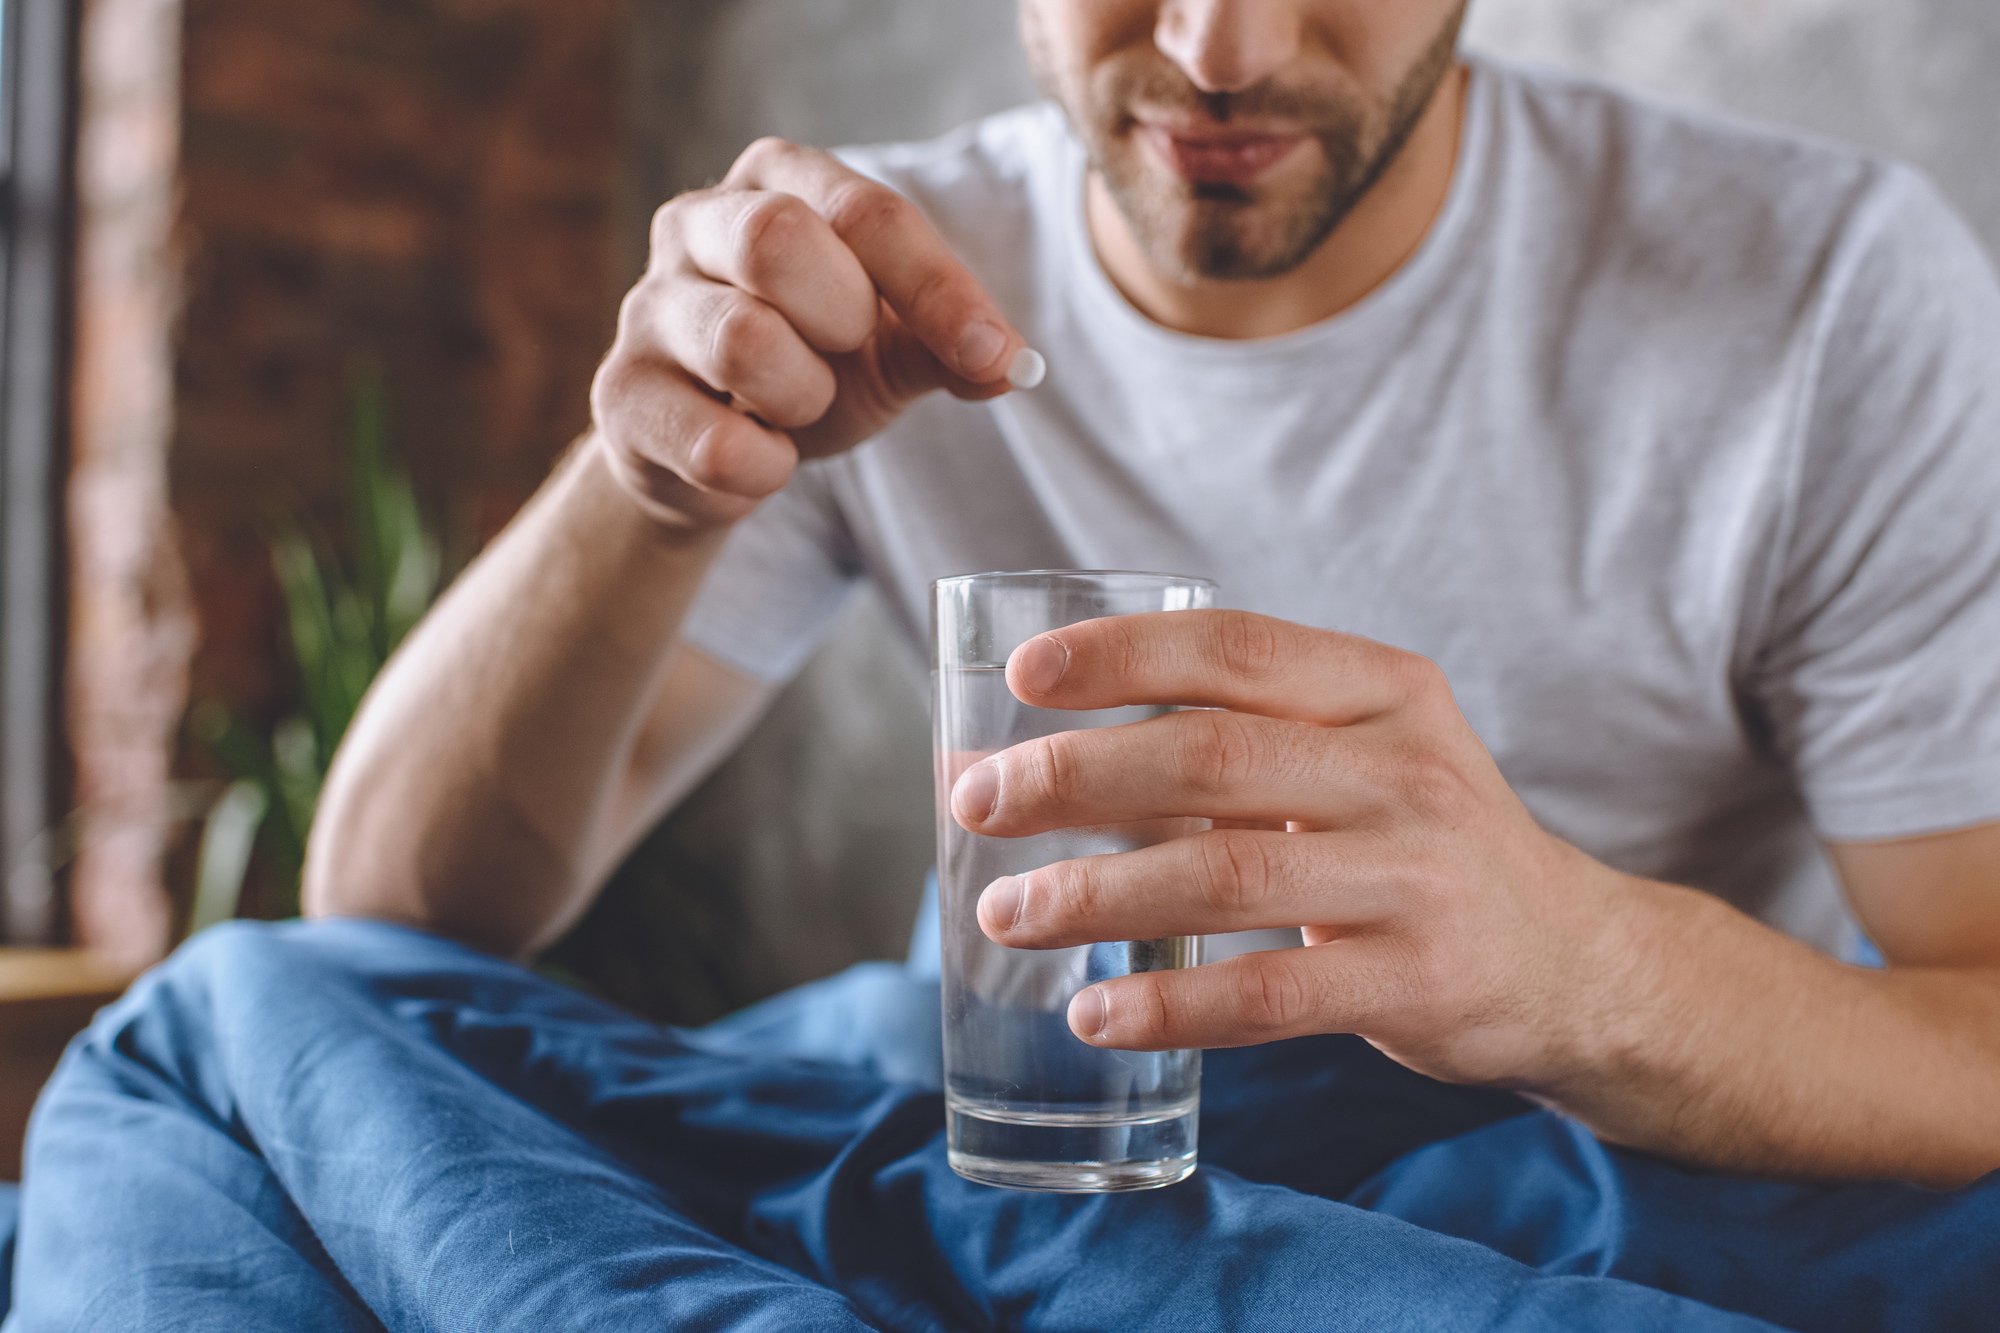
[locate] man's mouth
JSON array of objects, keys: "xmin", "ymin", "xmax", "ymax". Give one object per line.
[{"xmin": 1136, "ymin": 122, "xmax": 1308, "ymax": 188}]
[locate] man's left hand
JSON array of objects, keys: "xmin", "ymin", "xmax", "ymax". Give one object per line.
[{"xmin": 949, "ymin": 609, "xmax": 1643, "ymax": 1094}]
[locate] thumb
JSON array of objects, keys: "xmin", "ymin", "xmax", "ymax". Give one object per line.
[
  {"xmin": 790, "ymin": 302, "xmax": 1037, "ymax": 458},
  {"xmin": 879, "ymin": 306, "xmax": 1043, "ymax": 405}
]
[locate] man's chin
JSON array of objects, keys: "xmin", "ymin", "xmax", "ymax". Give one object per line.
[
  {"xmin": 1103, "ymin": 147, "xmax": 1342, "ymax": 282},
  {"xmin": 1121, "ymin": 193, "xmax": 1333, "ymax": 284}
]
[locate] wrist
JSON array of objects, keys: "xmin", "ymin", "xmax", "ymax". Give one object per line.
[
  {"xmin": 1522, "ymin": 850, "xmax": 1687, "ymax": 1100},
  {"xmin": 529, "ymin": 436, "xmax": 739, "ymax": 595},
  {"xmin": 1533, "ymin": 867, "xmax": 1745, "ymax": 1139},
  {"xmin": 586, "ymin": 431, "xmax": 759, "ymax": 539}
]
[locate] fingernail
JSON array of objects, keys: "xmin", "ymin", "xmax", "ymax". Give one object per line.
[
  {"xmin": 1013, "ymin": 635, "xmax": 1069, "ymax": 697},
  {"xmin": 980, "ymin": 876, "xmax": 1025, "ymax": 934},
  {"xmin": 957, "ymin": 321, "xmax": 1007, "ymax": 377},
  {"xmin": 1006, "ymin": 346, "xmax": 1046, "ymax": 390},
  {"xmin": 1069, "ymin": 987, "xmax": 1109, "ymax": 1041},
  {"xmin": 953, "ymin": 761, "xmax": 999, "ymax": 826}
]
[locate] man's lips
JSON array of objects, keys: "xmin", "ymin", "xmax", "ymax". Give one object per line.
[{"xmin": 1137, "ymin": 123, "xmax": 1307, "ymax": 188}]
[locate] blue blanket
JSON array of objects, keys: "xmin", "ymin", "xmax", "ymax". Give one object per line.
[{"xmin": 7, "ymin": 919, "xmax": 1997, "ymax": 1330}]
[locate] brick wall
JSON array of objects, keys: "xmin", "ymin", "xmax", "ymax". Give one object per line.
[
  {"xmin": 66, "ymin": 0, "xmax": 196, "ymax": 966},
  {"xmin": 67, "ymin": 0, "xmax": 627, "ymax": 956},
  {"xmin": 175, "ymin": 0, "xmax": 626, "ymax": 719}
]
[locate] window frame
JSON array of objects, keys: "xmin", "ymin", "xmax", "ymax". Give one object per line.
[{"xmin": 1, "ymin": 0, "xmax": 77, "ymax": 945}]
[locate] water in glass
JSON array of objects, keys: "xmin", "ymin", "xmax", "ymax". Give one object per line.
[{"xmin": 936, "ymin": 662, "xmax": 1204, "ymax": 1191}]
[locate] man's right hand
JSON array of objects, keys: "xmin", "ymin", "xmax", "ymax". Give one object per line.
[{"xmin": 592, "ymin": 138, "xmax": 1033, "ymax": 529}]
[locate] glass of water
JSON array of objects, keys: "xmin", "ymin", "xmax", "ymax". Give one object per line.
[{"xmin": 932, "ymin": 570, "xmax": 1216, "ymax": 1192}]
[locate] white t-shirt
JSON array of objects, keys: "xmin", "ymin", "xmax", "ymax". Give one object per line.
[{"xmin": 682, "ymin": 57, "xmax": 2000, "ymax": 959}]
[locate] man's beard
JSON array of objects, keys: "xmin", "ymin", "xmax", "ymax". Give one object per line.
[{"xmin": 1044, "ymin": 14, "xmax": 1464, "ymax": 282}]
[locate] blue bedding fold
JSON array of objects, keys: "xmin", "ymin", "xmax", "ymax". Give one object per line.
[{"xmin": 7, "ymin": 919, "xmax": 1995, "ymax": 1331}]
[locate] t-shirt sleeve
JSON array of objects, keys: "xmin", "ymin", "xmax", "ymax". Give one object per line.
[
  {"xmin": 1751, "ymin": 167, "xmax": 2000, "ymax": 842},
  {"xmin": 679, "ymin": 463, "xmax": 863, "ymax": 684}
]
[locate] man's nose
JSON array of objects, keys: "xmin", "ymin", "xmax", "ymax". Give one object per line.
[{"xmin": 1155, "ymin": 0, "xmax": 1300, "ymax": 96}]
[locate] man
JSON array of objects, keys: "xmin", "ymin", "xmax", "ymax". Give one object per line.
[{"xmin": 308, "ymin": 0, "xmax": 2000, "ymax": 1187}]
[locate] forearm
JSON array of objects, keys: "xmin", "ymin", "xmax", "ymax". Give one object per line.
[
  {"xmin": 303, "ymin": 436, "xmax": 731, "ymax": 955},
  {"xmin": 1552, "ymin": 878, "xmax": 2000, "ymax": 1186}
]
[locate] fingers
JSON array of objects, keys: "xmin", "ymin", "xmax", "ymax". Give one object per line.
[
  {"xmin": 977, "ymin": 828, "xmax": 1402, "ymax": 947},
  {"xmin": 1067, "ymin": 944, "xmax": 1413, "ymax": 1051},
  {"xmin": 646, "ymin": 277, "xmax": 839, "ymax": 430},
  {"xmin": 598, "ymin": 137, "xmax": 1035, "ymax": 528},
  {"xmin": 589, "ymin": 352, "xmax": 797, "ymax": 523},
  {"xmin": 786, "ymin": 303, "xmax": 998, "ymax": 459},
  {"xmin": 1005, "ymin": 609, "xmax": 1445, "ymax": 726},
  {"xmin": 952, "ymin": 707, "xmax": 1395, "ymax": 835},
  {"xmin": 670, "ymin": 187, "xmax": 878, "ymax": 355},
  {"xmin": 723, "ymin": 138, "xmax": 1027, "ymax": 384}
]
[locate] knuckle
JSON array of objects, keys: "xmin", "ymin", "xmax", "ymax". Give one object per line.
[
  {"xmin": 647, "ymin": 195, "xmax": 692, "ymax": 261},
  {"xmin": 1177, "ymin": 710, "xmax": 1259, "ymax": 798},
  {"xmin": 824, "ymin": 181, "xmax": 914, "ymax": 239},
  {"xmin": 1034, "ymin": 859, "xmax": 1096, "ymax": 927},
  {"xmin": 590, "ymin": 346, "xmax": 661, "ymax": 430},
  {"xmin": 901, "ymin": 262, "xmax": 962, "ymax": 322},
  {"xmin": 588, "ymin": 366, "xmax": 620, "ymax": 431},
  {"xmin": 681, "ymin": 415, "xmax": 766, "ymax": 493},
  {"xmin": 1232, "ymin": 959, "xmax": 1311, "ymax": 1036},
  {"xmin": 589, "ymin": 349, "xmax": 633, "ymax": 413},
  {"xmin": 732, "ymin": 192, "xmax": 812, "ymax": 277},
  {"xmin": 596, "ymin": 424, "xmax": 713, "ymax": 523},
  {"xmin": 617, "ymin": 452, "xmax": 682, "ymax": 509},
  {"xmin": 729, "ymin": 136, "xmax": 794, "ymax": 181},
  {"xmin": 1129, "ymin": 976, "xmax": 1176, "ymax": 1045},
  {"xmin": 1393, "ymin": 745, "xmax": 1476, "ymax": 822},
  {"xmin": 707, "ymin": 297, "xmax": 781, "ymax": 384},
  {"xmin": 1212, "ymin": 610, "xmax": 1289, "ymax": 683},
  {"xmin": 1196, "ymin": 831, "xmax": 1275, "ymax": 918},
  {"xmin": 1026, "ymin": 731, "xmax": 1087, "ymax": 810},
  {"xmin": 1098, "ymin": 618, "xmax": 1149, "ymax": 686},
  {"xmin": 1391, "ymin": 650, "xmax": 1452, "ymax": 709},
  {"xmin": 611, "ymin": 277, "xmax": 666, "ymax": 347},
  {"xmin": 783, "ymin": 369, "xmax": 840, "ymax": 430}
]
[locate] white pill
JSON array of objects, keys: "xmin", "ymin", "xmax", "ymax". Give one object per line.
[{"xmin": 1007, "ymin": 347, "xmax": 1047, "ymax": 391}]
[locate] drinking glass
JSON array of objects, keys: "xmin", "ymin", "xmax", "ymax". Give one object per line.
[{"xmin": 932, "ymin": 570, "xmax": 1216, "ymax": 1192}]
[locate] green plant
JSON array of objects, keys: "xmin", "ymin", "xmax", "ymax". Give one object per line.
[{"xmin": 190, "ymin": 361, "xmax": 443, "ymax": 922}]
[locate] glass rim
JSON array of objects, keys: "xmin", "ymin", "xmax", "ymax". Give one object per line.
[{"xmin": 931, "ymin": 569, "xmax": 1218, "ymax": 593}]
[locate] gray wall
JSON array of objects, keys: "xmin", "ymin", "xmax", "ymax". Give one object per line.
[
  {"xmin": 1465, "ymin": 0, "xmax": 2000, "ymax": 257},
  {"xmin": 614, "ymin": 0, "xmax": 2000, "ymax": 1009},
  {"xmin": 623, "ymin": 0, "xmax": 1034, "ymax": 276}
]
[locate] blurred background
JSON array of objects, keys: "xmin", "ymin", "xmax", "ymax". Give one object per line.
[{"xmin": 0, "ymin": 0, "xmax": 1996, "ymax": 1162}]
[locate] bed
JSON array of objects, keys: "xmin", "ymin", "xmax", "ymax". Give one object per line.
[{"xmin": 4, "ymin": 918, "xmax": 1994, "ymax": 1331}]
